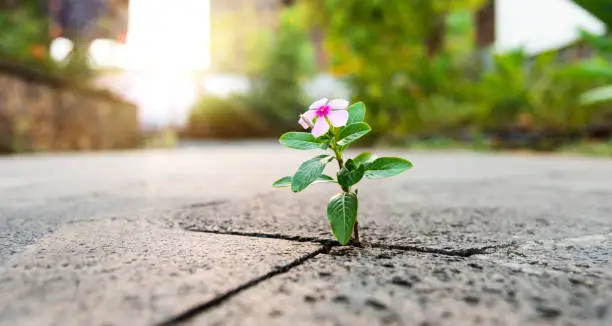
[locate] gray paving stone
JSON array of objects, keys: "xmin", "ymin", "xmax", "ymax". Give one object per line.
[
  {"xmin": 1, "ymin": 145, "xmax": 611, "ymax": 326},
  {"xmin": 476, "ymin": 233, "xmax": 612, "ymax": 280},
  {"xmin": 177, "ymin": 177, "xmax": 612, "ymax": 250},
  {"xmin": 0, "ymin": 218, "xmax": 322, "ymax": 326},
  {"xmin": 189, "ymin": 247, "xmax": 612, "ymax": 326}
]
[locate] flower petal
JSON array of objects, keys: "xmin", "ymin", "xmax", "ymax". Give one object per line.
[
  {"xmin": 298, "ymin": 110, "xmax": 317, "ymax": 129},
  {"xmin": 311, "ymin": 116, "xmax": 330, "ymax": 138},
  {"xmin": 328, "ymin": 99, "xmax": 349, "ymax": 110},
  {"xmin": 298, "ymin": 118, "xmax": 309, "ymax": 129},
  {"xmin": 327, "ymin": 110, "xmax": 349, "ymax": 127},
  {"xmin": 309, "ymin": 98, "xmax": 329, "ymax": 109}
]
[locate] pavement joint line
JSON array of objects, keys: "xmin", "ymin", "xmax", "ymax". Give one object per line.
[
  {"xmin": 372, "ymin": 241, "xmax": 518, "ymax": 257},
  {"xmin": 153, "ymin": 245, "xmax": 332, "ymax": 326},
  {"xmin": 184, "ymin": 227, "xmax": 518, "ymax": 257},
  {"xmin": 184, "ymin": 227, "xmax": 338, "ymax": 245}
]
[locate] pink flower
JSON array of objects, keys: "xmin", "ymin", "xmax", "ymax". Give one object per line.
[{"xmin": 299, "ymin": 98, "xmax": 349, "ymax": 138}]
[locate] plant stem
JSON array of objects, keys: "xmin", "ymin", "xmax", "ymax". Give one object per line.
[
  {"xmin": 326, "ymin": 117, "xmax": 349, "ymax": 192},
  {"xmin": 353, "ymin": 220, "xmax": 360, "ymax": 246},
  {"xmin": 325, "ymin": 117, "xmax": 360, "ymax": 246}
]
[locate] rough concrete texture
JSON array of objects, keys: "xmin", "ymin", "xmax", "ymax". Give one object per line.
[
  {"xmin": 1, "ymin": 145, "xmax": 612, "ymax": 326},
  {"xmin": 477, "ymin": 233, "xmax": 612, "ymax": 280},
  {"xmin": 178, "ymin": 166, "xmax": 612, "ymax": 250},
  {"xmin": 0, "ymin": 218, "xmax": 321, "ymax": 326},
  {"xmin": 191, "ymin": 247, "xmax": 612, "ymax": 326}
]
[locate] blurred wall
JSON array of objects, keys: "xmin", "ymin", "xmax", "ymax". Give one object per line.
[
  {"xmin": 0, "ymin": 61, "xmax": 139, "ymax": 153},
  {"xmin": 496, "ymin": 0, "xmax": 606, "ymax": 55}
]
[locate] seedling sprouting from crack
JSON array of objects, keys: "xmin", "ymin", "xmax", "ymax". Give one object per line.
[{"xmin": 273, "ymin": 99, "xmax": 413, "ymax": 246}]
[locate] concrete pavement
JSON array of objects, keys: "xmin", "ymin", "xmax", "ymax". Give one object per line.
[{"xmin": 0, "ymin": 143, "xmax": 611, "ymax": 325}]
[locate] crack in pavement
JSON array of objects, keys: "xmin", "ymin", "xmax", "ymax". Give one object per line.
[
  {"xmin": 155, "ymin": 229, "xmax": 518, "ymax": 325},
  {"xmin": 153, "ymin": 245, "xmax": 332, "ymax": 326},
  {"xmin": 183, "ymin": 227, "xmax": 517, "ymax": 257},
  {"xmin": 184, "ymin": 227, "xmax": 338, "ymax": 245},
  {"xmin": 373, "ymin": 241, "xmax": 517, "ymax": 257}
]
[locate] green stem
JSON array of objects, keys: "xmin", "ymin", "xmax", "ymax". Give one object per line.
[
  {"xmin": 325, "ymin": 117, "xmax": 349, "ymax": 192},
  {"xmin": 325, "ymin": 116, "xmax": 360, "ymax": 246}
]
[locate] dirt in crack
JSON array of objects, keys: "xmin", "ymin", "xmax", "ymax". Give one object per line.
[{"xmin": 154, "ymin": 245, "xmax": 331, "ymax": 326}]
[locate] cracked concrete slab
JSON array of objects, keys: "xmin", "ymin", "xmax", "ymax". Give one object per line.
[
  {"xmin": 177, "ymin": 177, "xmax": 612, "ymax": 250},
  {"xmin": 475, "ymin": 233, "xmax": 612, "ymax": 280},
  {"xmin": 0, "ymin": 218, "xmax": 321, "ymax": 326},
  {"xmin": 2, "ymin": 145, "xmax": 612, "ymax": 326},
  {"xmin": 189, "ymin": 247, "xmax": 612, "ymax": 326}
]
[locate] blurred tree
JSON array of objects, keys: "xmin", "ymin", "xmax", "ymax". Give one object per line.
[
  {"xmin": 248, "ymin": 5, "xmax": 315, "ymax": 129},
  {"xmin": 0, "ymin": 1, "xmax": 50, "ymax": 63},
  {"xmin": 300, "ymin": 0, "xmax": 487, "ymax": 135}
]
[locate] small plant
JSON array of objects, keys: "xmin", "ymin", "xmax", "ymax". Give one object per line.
[{"xmin": 273, "ymin": 98, "xmax": 413, "ymax": 246}]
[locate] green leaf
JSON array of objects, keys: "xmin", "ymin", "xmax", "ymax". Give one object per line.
[
  {"xmin": 272, "ymin": 176, "xmax": 293, "ymax": 188},
  {"xmin": 273, "ymin": 175, "xmax": 335, "ymax": 188},
  {"xmin": 279, "ymin": 132, "xmax": 327, "ymax": 150},
  {"xmin": 346, "ymin": 102, "xmax": 366, "ymax": 125},
  {"xmin": 291, "ymin": 155, "xmax": 334, "ymax": 192},
  {"xmin": 327, "ymin": 192, "xmax": 358, "ymax": 245},
  {"xmin": 337, "ymin": 122, "xmax": 371, "ymax": 146},
  {"xmin": 581, "ymin": 84, "xmax": 612, "ymax": 105},
  {"xmin": 364, "ymin": 157, "xmax": 413, "ymax": 179},
  {"xmin": 353, "ymin": 152, "xmax": 378, "ymax": 166},
  {"xmin": 337, "ymin": 164, "xmax": 365, "ymax": 188},
  {"xmin": 344, "ymin": 158, "xmax": 357, "ymax": 170},
  {"xmin": 564, "ymin": 62, "xmax": 612, "ymax": 79}
]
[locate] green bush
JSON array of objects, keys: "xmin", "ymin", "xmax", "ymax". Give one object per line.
[
  {"xmin": 247, "ymin": 6, "xmax": 315, "ymax": 130},
  {"xmin": 185, "ymin": 95, "xmax": 272, "ymax": 139},
  {"xmin": 0, "ymin": 5, "xmax": 94, "ymax": 80},
  {"xmin": 0, "ymin": 7, "xmax": 48, "ymax": 63},
  {"xmin": 186, "ymin": 6, "xmax": 316, "ymax": 139}
]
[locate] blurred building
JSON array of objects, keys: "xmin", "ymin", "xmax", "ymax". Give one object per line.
[
  {"xmin": 49, "ymin": 0, "xmax": 129, "ymax": 43},
  {"xmin": 489, "ymin": 0, "xmax": 605, "ymax": 57}
]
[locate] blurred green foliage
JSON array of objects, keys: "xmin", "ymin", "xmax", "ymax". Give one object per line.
[
  {"xmin": 187, "ymin": 6, "xmax": 315, "ymax": 138},
  {"xmin": 186, "ymin": 95, "xmax": 272, "ymax": 138},
  {"xmin": 187, "ymin": 0, "xmax": 611, "ymax": 152},
  {"xmin": 247, "ymin": 6, "xmax": 316, "ymax": 129},
  {"xmin": 0, "ymin": 5, "xmax": 49, "ymax": 64},
  {"xmin": 0, "ymin": 4, "xmax": 93, "ymax": 80},
  {"xmin": 303, "ymin": 0, "xmax": 610, "ymax": 150}
]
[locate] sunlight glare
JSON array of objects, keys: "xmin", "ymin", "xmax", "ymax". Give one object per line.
[{"xmin": 124, "ymin": 0, "xmax": 211, "ymax": 71}]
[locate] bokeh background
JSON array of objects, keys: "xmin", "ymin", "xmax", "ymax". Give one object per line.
[{"xmin": 1, "ymin": 0, "xmax": 611, "ymax": 155}]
